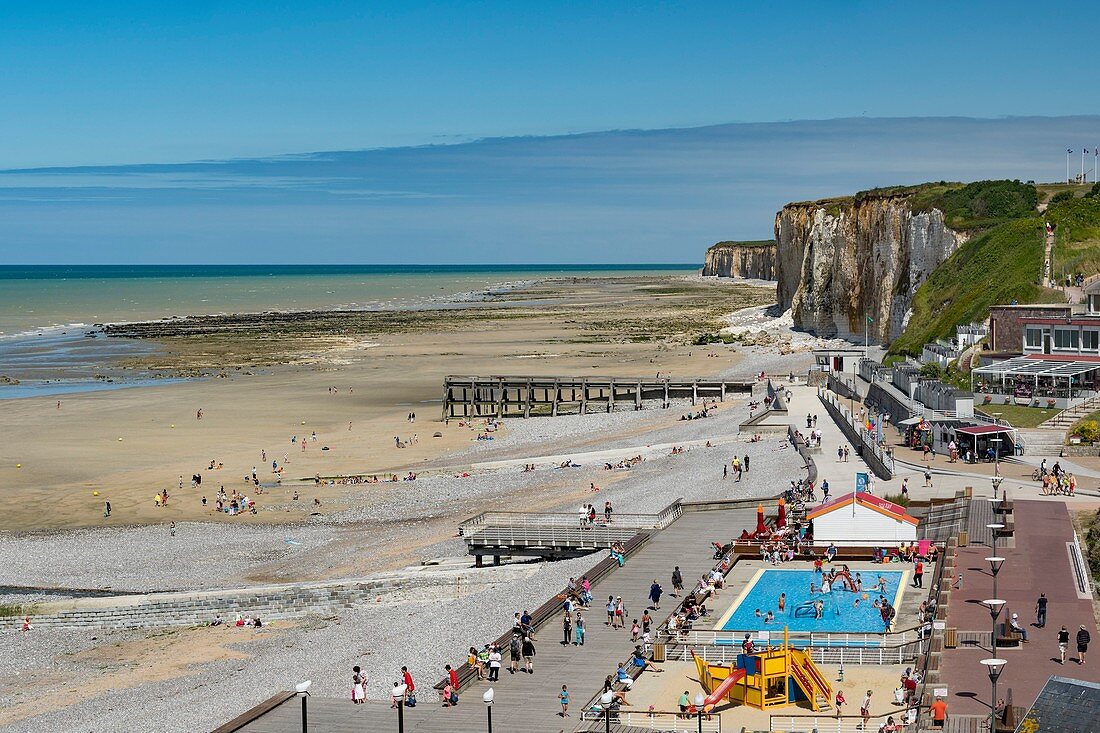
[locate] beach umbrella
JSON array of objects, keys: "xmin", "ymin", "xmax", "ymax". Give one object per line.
[
  {"xmin": 777, "ymin": 498, "xmax": 787, "ymax": 528},
  {"xmin": 755, "ymin": 504, "xmax": 767, "ymax": 536}
]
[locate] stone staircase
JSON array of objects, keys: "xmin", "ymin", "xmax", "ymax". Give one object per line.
[
  {"xmin": 1015, "ymin": 428, "xmax": 1067, "ymax": 456},
  {"xmin": 1039, "ymin": 394, "xmax": 1100, "ymax": 430}
]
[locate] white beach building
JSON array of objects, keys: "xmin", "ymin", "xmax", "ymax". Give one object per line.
[{"xmin": 806, "ymin": 492, "xmax": 918, "ymax": 547}]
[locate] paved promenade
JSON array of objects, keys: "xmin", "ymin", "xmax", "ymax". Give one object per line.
[
  {"xmin": 937, "ymin": 499, "xmax": 1100, "ymax": 717},
  {"xmin": 238, "ymin": 505, "xmax": 761, "ymax": 733}
]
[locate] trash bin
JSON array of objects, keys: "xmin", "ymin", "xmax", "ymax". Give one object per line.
[{"xmin": 652, "ymin": 642, "xmax": 666, "ymax": 662}]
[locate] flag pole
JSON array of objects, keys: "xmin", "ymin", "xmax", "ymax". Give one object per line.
[
  {"xmin": 1083, "ymin": 148, "xmax": 1086, "ymax": 185},
  {"xmin": 1068, "ymin": 148, "xmax": 1072, "ymax": 183}
]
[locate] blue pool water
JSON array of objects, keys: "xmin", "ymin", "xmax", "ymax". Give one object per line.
[{"xmin": 721, "ymin": 569, "xmax": 905, "ymax": 634}]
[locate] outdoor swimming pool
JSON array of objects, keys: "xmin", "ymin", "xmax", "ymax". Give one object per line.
[{"xmin": 719, "ymin": 569, "xmax": 906, "ymax": 634}]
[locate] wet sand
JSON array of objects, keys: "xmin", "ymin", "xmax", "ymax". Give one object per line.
[{"xmin": 1, "ymin": 276, "xmax": 773, "ymax": 532}]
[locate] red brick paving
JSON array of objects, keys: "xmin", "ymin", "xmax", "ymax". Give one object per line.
[{"xmin": 938, "ymin": 500, "xmax": 1100, "ymax": 715}]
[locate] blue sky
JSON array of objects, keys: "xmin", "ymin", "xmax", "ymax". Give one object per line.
[{"xmin": 1, "ymin": 3, "xmax": 1098, "ymax": 263}]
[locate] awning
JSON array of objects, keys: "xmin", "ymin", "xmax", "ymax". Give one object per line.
[
  {"xmin": 897, "ymin": 417, "xmax": 923, "ymax": 427},
  {"xmin": 956, "ymin": 425, "xmax": 1016, "ymax": 436},
  {"xmin": 973, "ymin": 354, "xmax": 1100, "ymax": 380}
]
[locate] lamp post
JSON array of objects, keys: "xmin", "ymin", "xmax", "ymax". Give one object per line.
[
  {"xmin": 294, "ymin": 680, "xmax": 311, "ymax": 733},
  {"xmin": 990, "ymin": 436, "xmax": 1002, "ymax": 479},
  {"xmin": 482, "ymin": 687, "xmax": 494, "ymax": 733},
  {"xmin": 986, "ymin": 522, "xmax": 1005, "ymax": 598},
  {"xmin": 694, "ymin": 693, "xmax": 706, "ymax": 733},
  {"xmin": 599, "ymin": 690, "xmax": 615, "ymax": 733},
  {"xmin": 981, "ymin": 657, "xmax": 1007, "ymax": 733},
  {"xmin": 393, "ymin": 683, "xmax": 408, "ymax": 733},
  {"xmin": 983, "ymin": 597, "xmax": 1006, "ymax": 730}
]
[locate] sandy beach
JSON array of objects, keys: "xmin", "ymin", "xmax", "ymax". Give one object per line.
[{"xmin": 1, "ymin": 276, "xmax": 774, "ymax": 532}]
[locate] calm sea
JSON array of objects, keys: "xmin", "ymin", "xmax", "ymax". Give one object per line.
[
  {"xmin": 0, "ymin": 264, "xmax": 698, "ymax": 337},
  {"xmin": 0, "ymin": 264, "xmax": 698, "ymax": 398}
]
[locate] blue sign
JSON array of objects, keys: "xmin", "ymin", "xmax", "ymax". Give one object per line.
[{"xmin": 855, "ymin": 472, "xmax": 869, "ymax": 493}]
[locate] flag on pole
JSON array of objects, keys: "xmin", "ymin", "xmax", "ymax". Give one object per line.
[{"xmin": 1068, "ymin": 148, "xmax": 1074, "ymax": 154}]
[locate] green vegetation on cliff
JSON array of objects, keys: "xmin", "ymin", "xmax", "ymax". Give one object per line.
[
  {"xmin": 890, "ymin": 193, "xmax": 1100, "ymax": 357},
  {"xmin": 906, "ymin": 179, "xmax": 1037, "ymax": 230},
  {"xmin": 706, "ymin": 239, "xmax": 774, "ymax": 251}
]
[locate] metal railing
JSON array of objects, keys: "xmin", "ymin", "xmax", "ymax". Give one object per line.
[
  {"xmin": 768, "ymin": 709, "xmax": 914, "ymax": 733},
  {"xmin": 1071, "ymin": 530, "xmax": 1094, "ymax": 597},
  {"xmin": 460, "ymin": 501, "xmax": 682, "ymax": 536},
  {"xmin": 578, "ymin": 709, "xmax": 721, "ymax": 732},
  {"xmin": 672, "ymin": 628, "xmax": 920, "ymax": 649},
  {"xmin": 818, "ymin": 388, "xmax": 894, "ymax": 479},
  {"xmin": 671, "ymin": 642, "xmax": 914, "ymax": 667}
]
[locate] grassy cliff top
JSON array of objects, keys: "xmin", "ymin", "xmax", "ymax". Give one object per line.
[
  {"xmin": 706, "ymin": 239, "xmax": 775, "ymax": 250},
  {"xmin": 787, "ymin": 180, "xmax": 1039, "ymax": 231}
]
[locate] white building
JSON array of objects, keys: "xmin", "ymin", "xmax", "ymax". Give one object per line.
[{"xmin": 806, "ymin": 492, "xmax": 918, "ymax": 547}]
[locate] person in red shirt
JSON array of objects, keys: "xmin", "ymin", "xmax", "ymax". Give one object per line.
[
  {"xmin": 402, "ymin": 666, "xmax": 415, "ymax": 693},
  {"xmin": 835, "ymin": 690, "xmax": 846, "ymax": 718},
  {"xmin": 446, "ymin": 664, "xmax": 459, "ymax": 689},
  {"xmin": 913, "ymin": 560, "xmax": 924, "ymax": 588}
]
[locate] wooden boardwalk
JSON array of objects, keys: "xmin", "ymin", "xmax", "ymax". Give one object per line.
[{"xmin": 235, "ymin": 506, "xmax": 760, "ymax": 733}]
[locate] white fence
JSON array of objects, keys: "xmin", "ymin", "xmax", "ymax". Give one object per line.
[{"xmin": 577, "ymin": 709, "xmax": 721, "ymax": 732}]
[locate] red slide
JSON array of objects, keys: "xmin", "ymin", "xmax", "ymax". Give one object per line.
[{"xmin": 704, "ymin": 668, "xmax": 746, "ymax": 710}]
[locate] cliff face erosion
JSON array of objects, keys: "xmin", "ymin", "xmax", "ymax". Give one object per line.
[
  {"xmin": 702, "ymin": 241, "xmax": 776, "ymax": 279},
  {"xmin": 775, "ymin": 193, "xmax": 966, "ymax": 344}
]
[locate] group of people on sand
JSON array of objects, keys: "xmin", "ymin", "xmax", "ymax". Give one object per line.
[
  {"xmin": 209, "ymin": 613, "xmax": 263, "ymax": 628},
  {"xmin": 604, "ymin": 455, "xmax": 644, "ymax": 469}
]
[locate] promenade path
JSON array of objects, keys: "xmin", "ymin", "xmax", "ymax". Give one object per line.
[
  {"xmin": 937, "ymin": 499, "xmax": 1100, "ymax": 718},
  {"xmin": 237, "ymin": 504, "xmax": 761, "ymax": 733}
]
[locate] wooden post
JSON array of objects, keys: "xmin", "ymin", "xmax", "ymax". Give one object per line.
[
  {"xmin": 580, "ymin": 380, "xmax": 588, "ymax": 415},
  {"xmin": 608, "ymin": 380, "xmax": 615, "ymax": 413},
  {"xmin": 692, "ymin": 381, "xmax": 698, "ymax": 406},
  {"xmin": 635, "ymin": 381, "xmax": 642, "ymax": 410},
  {"xmin": 552, "ymin": 380, "xmax": 559, "ymax": 417},
  {"xmin": 664, "ymin": 380, "xmax": 669, "ymax": 408},
  {"xmin": 524, "ymin": 380, "xmax": 532, "ymax": 418}
]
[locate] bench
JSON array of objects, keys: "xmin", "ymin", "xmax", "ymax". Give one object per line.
[
  {"xmin": 996, "ymin": 621, "xmax": 1022, "ymax": 647},
  {"xmin": 434, "ymin": 531, "xmax": 651, "ymax": 692}
]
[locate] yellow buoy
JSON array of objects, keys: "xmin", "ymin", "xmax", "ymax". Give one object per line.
[
  {"xmin": 92, "ymin": 491, "xmax": 100, "ymax": 497},
  {"xmin": 16, "ymin": 463, "xmax": 21, "ymax": 468},
  {"xmin": 170, "ymin": 424, "xmax": 176, "ymax": 428}
]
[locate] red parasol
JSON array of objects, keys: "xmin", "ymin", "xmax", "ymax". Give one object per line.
[
  {"xmin": 755, "ymin": 504, "xmax": 767, "ymax": 536},
  {"xmin": 777, "ymin": 497, "xmax": 787, "ymax": 529}
]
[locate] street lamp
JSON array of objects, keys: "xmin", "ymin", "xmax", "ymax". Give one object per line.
[
  {"xmin": 986, "ymin": 522, "xmax": 1005, "ymax": 597},
  {"xmin": 393, "ymin": 683, "xmax": 408, "ymax": 733},
  {"xmin": 600, "ymin": 691, "xmax": 614, "ymax": 733},
  {"xmin": 483, "ymin": 687, "xmax": 494, "ymax": 733},
  {"xmin": 990, "ymin": 436, "xmax": 1002, "ymax": 479},
  {"xmin": 983, "ymin": 598, "xmax": 1006, "ymax": 706},
  {"xmin": 694, "ymin": 693, "xmax": 706, "ymax": 733},
  {"xmin": 294, "ymin": 680, "xmax": 311, "ymax": 733},
  {"xmin": 980, "ymin": 657, "xmax": 1007, "ymax": 733}
]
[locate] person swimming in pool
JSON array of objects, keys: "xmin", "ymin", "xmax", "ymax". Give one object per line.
[
  {"xmin": 814, "ymin": 600, "xmax": 824, "ymax": 619},
  {"xmin": 778, "ymin": 593, "xmax": 786, "ymax": 612},
  {"xmin": 764, "ymin": 611, "xmax": 774, "ymax": 623}
]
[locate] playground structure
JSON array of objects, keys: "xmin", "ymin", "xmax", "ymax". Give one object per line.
[{"xmin": 692, "ymin": 628, "xmax": 833, "ymax": 713}]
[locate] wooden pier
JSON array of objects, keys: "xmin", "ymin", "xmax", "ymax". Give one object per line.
[{"xmin": 442, "ymin": 375, "xmax": 756, "ymax": 419}]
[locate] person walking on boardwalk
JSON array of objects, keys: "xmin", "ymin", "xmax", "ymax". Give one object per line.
[
  {"xmin": 743, "ymin": 454, "xmax": 750, "ymax": 472},
  {"xmin": 522, "ymin": 635, "xmax": 536, "ymax": 673},
  {"xmin": 559, "ymin": 684, "xmax": 570, "ymax": 717},
  {"xmin": 1059, "ymin": 626, "xmax": 1070, "ymax": 664},
  {"xmin": 562, "ymin": 612, "xmax": 572, "ymax": 646},
  {"xmin": 509, "ymin": 634, "xmax": 521, "ymax": 673},
  {"xmin": 606, "ymin": 596, "xmax": 616, "ymax": 626},
  {"xmin": 1077, "ymin": 625, "xmax": 1091, "ymax": 664},
  {"xmin": 671, "ymin": 566, "xmax": 684, "ymax": 596},
  {"xmin": 835, "ymin": 689, "xmax": 846, "ymax": 718},
  {"xmin": 1035, "ymin": 593, "xmax": 1048, "ymax": 628},
  {"xmin": 575, "ymin": 612, "xmax": 586, "ymax": 645},
  {"xmin": 913, "ymin": 560, "xmax": 924, "ymax": 588},
  {"xmin": 649, "ymin": 579, "xmax": 663, "ymax": 609}
]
